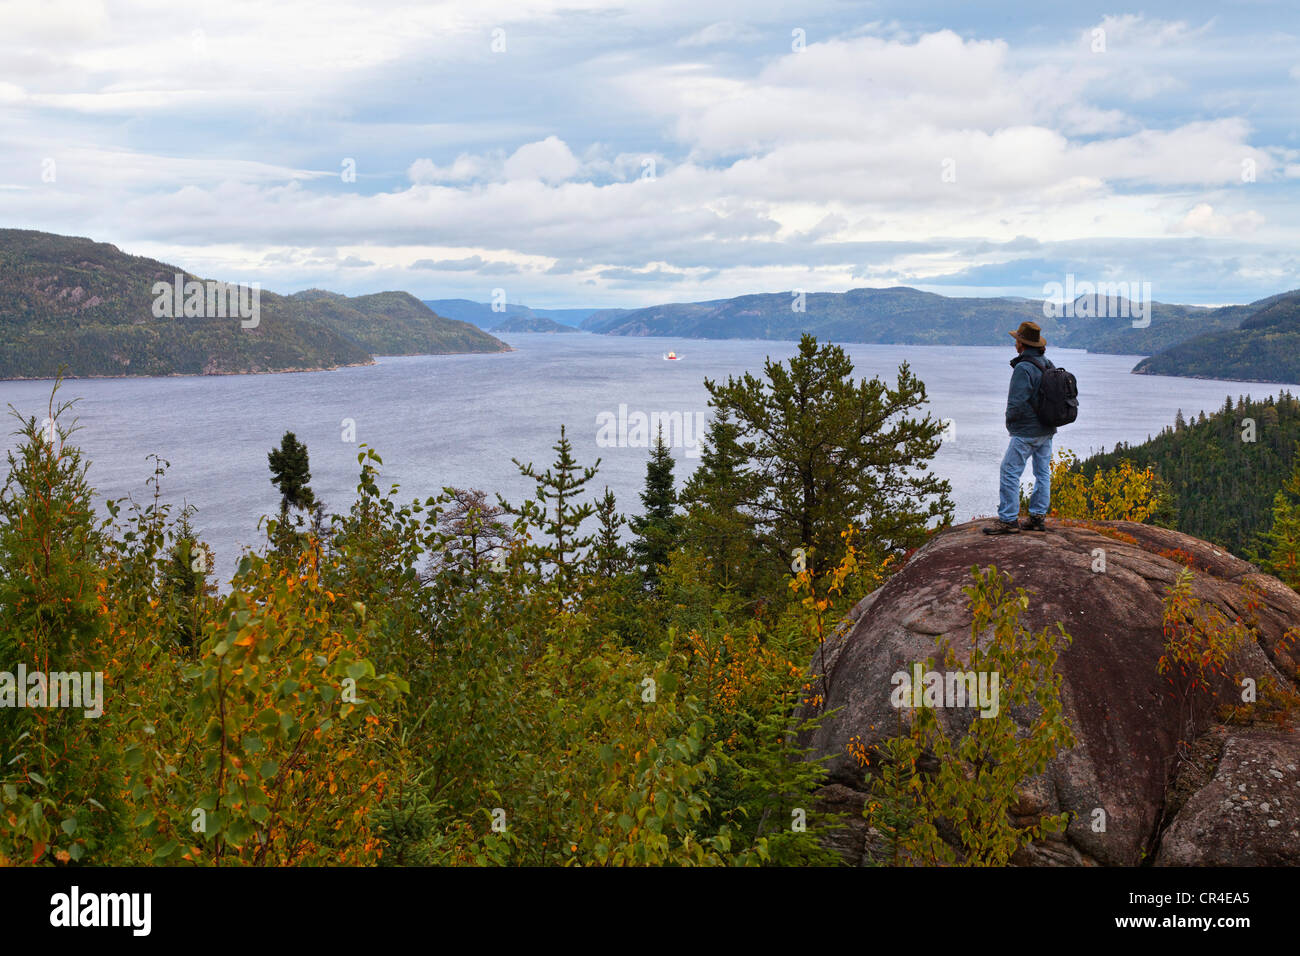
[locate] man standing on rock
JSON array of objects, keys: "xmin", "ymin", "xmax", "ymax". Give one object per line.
[{"xmin": 985, "ymin": 321, "xmax": 1055, "ymax": 535}]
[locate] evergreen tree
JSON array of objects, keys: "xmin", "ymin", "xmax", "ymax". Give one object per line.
[
  {"xmin": 267, "ymin": 431, "xmax": 319, "ymax": 554},
  {"xmin": 501, "ymin": 425, "xmax": 599, "ymax": 591},
  {"xmin": 593, "ymin": 486, "xmax": 629, "ymax": 577},
  {"xmin": 1256, "ymin": 454, "xmax": 1300, "ymax": 590},
  {"xmin": 160, "ymin": 506, "xmax": 215, "ymax": 649},
  {"xmin": 268, "ymin": 431, "xmax": 317, "ymax": 520},
  {"xmin": 1084, "ymin": 391, "xmax": 1300, "ymax": 554},
  {"xmin": 702, "ymin": 334, "xmax": 952, "ymax": 577},
  {"xmin": 629, "ymin": 423, "xmax": 680, "ymax": 587},
  {"xmin": 679, "ymin": 412, "xmax": 762, "ymax": 594}
]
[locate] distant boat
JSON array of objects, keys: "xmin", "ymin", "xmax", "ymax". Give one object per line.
[{"xmin": 663, "ymin": 351, "xmax": 681, "ymax": 360}]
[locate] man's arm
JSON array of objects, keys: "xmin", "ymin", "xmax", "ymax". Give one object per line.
[{"xmin": 1005, "ymin": 363, "xmax": 1036, "ymax": 427}]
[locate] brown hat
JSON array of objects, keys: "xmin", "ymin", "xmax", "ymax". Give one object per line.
[{"xmin": 1009, "ymin": 321, "xmax": 1046, "ymax": 347}]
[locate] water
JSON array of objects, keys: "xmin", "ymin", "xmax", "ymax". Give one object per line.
[{"xmin": 1, "ymin": 333, "xmax": 1291, "ymax": 584}]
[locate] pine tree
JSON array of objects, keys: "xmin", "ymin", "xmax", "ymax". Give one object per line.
[
  {"xmin": 629, "ymin": 424, "xmax": 680, "ymax": 587},
  {"xmin": 702, "ymin": 334, "xmax": 952, "ymax": 577},
  {"xmin": 268, "ymin": 431, "xmax": 317, "ymax": 519},
  {"xmin": 267, "ymin": 431, "xmax": 319, "ymax": 555},
  {"xmin": 501, "ymin": 425, "xmax": 599, "ymax": 590}
]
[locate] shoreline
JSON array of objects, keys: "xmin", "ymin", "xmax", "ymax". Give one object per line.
[{"xmin": 0, "ymin": 347, "xmax": 516, "ymax": 383}]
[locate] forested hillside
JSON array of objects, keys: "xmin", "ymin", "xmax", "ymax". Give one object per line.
[
  {"xmin": 581, "ymin": 286, "xmax": 1259, "ymax": 355},
  {"xmin": 0, "ymin": 230, "xmax": 507, "ymax": 379},
  {"xmin": 285, "ymin": 289, "xmax": 510, "ymax": 355},
  {"xmin": 1080, "ymin": 391, "xmax": 1300, "ymax": 553},
  {"xmin": 487, "ymin": 313, "xmax": 580, "ymax": 333},
  {"xmin": 1134, "ymin": 292, "xmax": 1300, "ymax": 384}
]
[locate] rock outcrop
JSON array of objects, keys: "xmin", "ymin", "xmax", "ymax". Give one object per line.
[{"xmin": 799, "ymin": 519, "xmax": 1300, "ymax": 866}]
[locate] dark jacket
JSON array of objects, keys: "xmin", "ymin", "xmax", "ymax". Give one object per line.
[{"xmin": 1005, "ymin": 347, "xmax": 1056, "ymax": 438}]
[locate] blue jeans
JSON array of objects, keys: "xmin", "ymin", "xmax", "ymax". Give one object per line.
[{"xmin": 998, "ymin": 435, "xmax": 1052, "ymax": 523}]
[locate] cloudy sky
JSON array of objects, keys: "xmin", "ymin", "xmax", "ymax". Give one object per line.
[{"xmin": 1, "ymin": 0, "xmax": 1297, "ymax": 308}]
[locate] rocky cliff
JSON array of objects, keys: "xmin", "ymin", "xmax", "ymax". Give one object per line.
[{"xmin": 800, "ymin": 519, "xmax": 1300, "ymax": 866}]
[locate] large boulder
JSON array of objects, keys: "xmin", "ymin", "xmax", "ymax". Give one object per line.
[
  {"xmin": 1155, "ymin": 725, "xmax": 1300, "ymax": 865},
  {"xmin": 799, "ymin": 519, "xmax": 1300, "ymax": 866}
]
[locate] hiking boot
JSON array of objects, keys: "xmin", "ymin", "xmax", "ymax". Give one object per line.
[
  {"xmin": 1020, "ymin": 514, "xmax": 1047, "ymax": 532},
  {"xmin": 982, "ymin": 520, "xmax": 1020, "ymax": 535}
]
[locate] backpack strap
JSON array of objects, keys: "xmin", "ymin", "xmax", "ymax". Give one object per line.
[{"xmin": 1021, "ymin": 354, "xmax": 1047, "ymax": 404}]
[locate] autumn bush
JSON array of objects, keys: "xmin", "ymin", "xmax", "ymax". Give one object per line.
[
  {"xmin": 3, "ymin": 342, "xmax": 970, "ymax": 866},
  {"xmin": 1039, "ymin": 449, "xmax": 1171, "ymax": 524}
]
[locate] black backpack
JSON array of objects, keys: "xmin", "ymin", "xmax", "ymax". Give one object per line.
[{"xmin": 1024, "ymin": 355, "xmax": 1078, "ymax": 427}]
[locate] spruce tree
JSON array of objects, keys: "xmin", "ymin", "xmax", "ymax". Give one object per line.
[
  {"xmin": 679, "ymin": 412, "xmax": 761, "ymax": 593},
  {"xmin": 1257, "ymin": 455, "xmax": 1300, "ymax": 590},
  {"xmin": 501, "ymin": 425, "xmax": 599, "ymax": 589},
  {"xmin": 594, "ymin": 486, "xmax": 629, "ymax": 577},
  {"xmin": 629, "ymin": 424, "xmax": 680, "ymax": 587},
  {"xmin": 268, "ymin": 431, "xmax": 316, "ymax": 520}
]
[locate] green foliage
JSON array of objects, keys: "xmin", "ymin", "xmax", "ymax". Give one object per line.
[
  {"xmin": 499, "ymin": 425, "xmax": 599, "ymax": 595},
  {"xmin": 863, "ymin": 566, "xmax": 1075, "ymax": 866},
  {"xmin": 1255, "ymin": 453, "xmax": 1300, "ymax": 590},
  {"xmin": 284, "ymin": 289, "xmax": 509, "ymax": 356},
  {"xmin": 159, "ymin": 506, "xmax": 215, "ymax": 649},
  {"xmin": 268, "ymin": 430, "xmax": 317, "ymax": 514},
  {"xmin": 0, "ymin": 343, "xmax": 976, "ymax": 867},
  {"xmin": 1081, "ymin": 391, "xmax": 1300, "ymax": 553},
  {"xmin": 0, "ymin": 386, "xmax": 121, "ymax": 864},
  {"xmin": 701, "ymin": 334, "xmax": 952, "ymax": 579},
  {"xmin": 1135, "ymin": 292, "xmax": 1300, "ymax": 384},
  {"xmin": 593, "ymin": 486, "xmax": 629, "ymax": 577},
  {"xmin": 629, "ymin": 424, "xmax": 681, "ymax": 588}
]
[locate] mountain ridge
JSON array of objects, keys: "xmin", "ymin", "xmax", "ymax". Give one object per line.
[
  {"xmin": 0, "ymin": 229, "xmax": 509, "ymax": 379},
  {"xmin": 578, "ymin": 285, "xmax": 1264, "ymax": 358},
  {"xmin": 1134, "ymin": 291, "xmax": 1300, "ymax": 384}
]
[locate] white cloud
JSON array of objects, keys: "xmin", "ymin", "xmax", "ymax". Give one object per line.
[
  {"xmin": 1168, "ymin": 202, "xmax": 1264, "ymax": 236},
  {"xmin": 1082, "ymin": 14, "xmax": 1208, "ymax": 51},
  {"xmin": 0, "ymin": 5, "xmax": 1294, "ymax": 304},
  {"xmin": 678, "ymin": 21, "xmax": 761, "ymax": 47},
  {"xmin": 503, "ymin": 136, "xmax": 580, "ymax": 183},
  {"xmin": 409, "ymin": 153, "xmax": 501, "ymax": 184}
]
